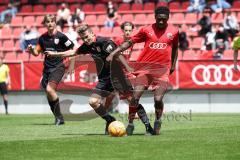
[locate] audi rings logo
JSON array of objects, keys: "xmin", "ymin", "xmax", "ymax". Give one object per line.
[
  {"xmin": 149, "ymin": 42, "xmax": 167, "ymax": 49},
  {"xmin": 192, "ymin": 64, "xmax": 240, "ymax": 85}
]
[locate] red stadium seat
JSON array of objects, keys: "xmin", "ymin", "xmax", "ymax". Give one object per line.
[
  {"xmin": 40, "ymin": 0, "xmax": 54, "ymax": 3},
  {"xmin": 1, "ymin": 27, "xmax": 12, "ymax": 39},
  {"xmin": 11, "ymin": 16, "xmax": 23, "ymax": 27},
  {"xmin": 156, "ymin": 2, "xmax": 168, "ymax": 7},
  {"xmin": 232, "ymin": 1, "xmax": 240, "ymax": 9},
  {"xmin": 223, "ymin": 50, "xmax": 234, "ymax": 60},
  {"xmin": 99, "ymin": 27, "xmax": 112, "ymax": 37},
  {"xmin": 96, "ymin": 15, "xmax": 107, "ymax": 26},
  {"xmin": 21, "ymin": 0, "xmax": 28, "ymax": 4},
  {"xmin": 0, "ymin": 6, "xmax": 5, "ymax": 12},
  {"xmin": 38, "ymin": 27, "xmax": 47, "ymax": 34},
  {"xmin": 2, "ymin": 40, "xmax": 14, "ymax": 51},
  {"xmin": 134, "ymin": 14, "xmax": 147, "ymax": 25},
  {"xmin": 82, "ymin": 4, "xmax": 94, "ymax": 12},
  {"xmin": 35, "ymin": 16, "xmax": 44, "ymax": 26},
  {"xmin": 95, "ymin": 4, "xmax": 106, "ymax": 12},
  {"xmin": 45, "ymin": 4, "xmax": 57, "ymax": 12},
  {"xmin": 118, "ymin": 3, "xmax": 130, "ymax": 11},
  {"xmin": 85, "ymin": 15, "xmax": 97, "ymax": 26},
  {"xmin": 190, "ymin": 37, "xmax": 203, "ymax": 49},
  {"xmin": 184, "ymin": 13, "xmax": 197, "ymax": 24},
  {"xmin": 23, "ymin": 16, "xmax": 35, "ymax": 25},
  {"xmin": 145, "ymin": 14, "xmax": 155, "ymax": 24},
  {"xmin": 211, "ymin": 13, "xmax": 224, "ymax": 24},
  {"xmin": 33, "ymin": 5, "xmax": 45, "ymax": 12},
  {"xmin": 13, "ymin": 27, "xmax": 23, "ymax": 39},
  {"xmin": 17, "ymin": 53, "xmax": 29, "ymax": 61},
  {"xmin": 168, "ymin": 2, "xmax": 181, "ymax": 10},
  {"xmin": 131, "ymin": 3, "xmax": 143, "ymax": 11},
  {"xmin": 54, "ymin": 0, "xmax": 65, "ymax": 3},
  {"xmin": 169, "ymin": 13, "xmax": 184, "ymax": 24},
  {"xmin": 70, "ymin": 4, "xmax": 81, "ymax": 12},
  {"xmin": 20, "ymin": 5, "xmax": 32, "ymax": 13},
  {"xmin": 4, "ymin": 53, "xmax": 17, "ymax": 61},
  {"xmin": 91, "ymin": 26, "xmax": 100, "ymax": 34},
  {"xmin": 144, "ymin": 2, "xmax": 155, "ymax": 11},
  {"xmin": 14, "ymin": 41, "xmax": 21, "ymax": 52},
  {"xmin": 112, "ymin": 27, "xmax": 122, "ymax": 37},
  {"xmin": 121, "ymin": 14, "xmax": 134, "ymax": 22},
  {"xmin": 182, "ymin": 50, "xmax": 201, "ymax": 60},
  {"xmin": 181, "ymin": 1, "xmax": 190, "ymax": 10}
]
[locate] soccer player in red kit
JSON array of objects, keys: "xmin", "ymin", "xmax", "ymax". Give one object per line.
[
  {"xmin": 114, "ymin": 22, "xmax": 134, "ymax": 61},
  {"xmin": 107, "ymin": 6, "xmax": 179, "ymax": 135}
]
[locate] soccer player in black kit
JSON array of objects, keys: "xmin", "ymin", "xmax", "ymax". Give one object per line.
[
  {"xmin": 28, "ymin": 14, "xmax": 74, "ymax": 125},
  {"xmin": 46, "ymin": 25, "xmax": 155, "ymax": 135}
]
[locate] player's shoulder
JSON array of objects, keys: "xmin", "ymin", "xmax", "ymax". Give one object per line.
[
  {"xmin": 114, "ymin": 36, "xmax": 124, "ymax": 45},
  {"xmin": 96, "ymin": 36, "xmax": 111, "ymax": 43},
  {"xmin": 56, "ymin": 31, "xmax": 68, "ymax": 38},
  {"xmin": 39, "ymin": 32, "xmax": 48, "ymax": 39}
]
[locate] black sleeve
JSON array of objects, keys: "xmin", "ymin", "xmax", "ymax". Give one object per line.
[
  {"xmin": 61, "ymin": 33, "xmax": 74, "ymax": 50},
  {"xmin": 76, "ymin": 44, "xmax": 89, "ymax": 55},
  {"xmin": 102, "ymin": 40, "xmax": 117, "ymax": 54},
  {"xmin": 37, "ymin": 36, "xmax": 45, "ymax": 52}
]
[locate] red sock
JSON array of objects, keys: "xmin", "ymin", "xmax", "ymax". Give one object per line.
[{"xmin": 128, "ymin": 105, "xmax": 138, "ymax": 123}]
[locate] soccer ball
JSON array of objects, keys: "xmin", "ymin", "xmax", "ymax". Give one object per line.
[{"xmin": 108, "ymin": 121, "xmax": 126, "ymax": 137}]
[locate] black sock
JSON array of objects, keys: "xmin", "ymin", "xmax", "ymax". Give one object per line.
[
  {"xmin": 4, "ymin": 100, "xmax": 8, "ymax": 113},
  {"xmin": 137, "ymin": 104, "xmax": 150, "ymax": 126},
  {"xmin": 94, "ymin": 104, "xmax": 115, "ymax": 123},
  {"xmin": 47, "ymin": 98, "xmax": 64, "ymax": 120}
]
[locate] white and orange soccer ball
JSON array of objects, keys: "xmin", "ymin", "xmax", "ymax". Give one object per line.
[{"xmin": 108, "ymin": 121, "xmax": 126, "ymax": 137}]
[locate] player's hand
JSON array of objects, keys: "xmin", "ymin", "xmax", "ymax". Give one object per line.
[
  {"xmin": 7, "ymin": 84, "xmax": 11, "ymax": 90},
  {"xmin": 106, "ymin": 54, "xmax": 113, "ymax": 62},
  {"xmin": 126, "ymin": 66, "xmax": 134, "ymax": 73},
  {"xmin": 27, "ymin": 44, "xmax": 34, "ymax": 53}
]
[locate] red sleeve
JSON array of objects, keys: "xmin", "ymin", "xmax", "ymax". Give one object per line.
[
  {"xmin": 173, "ymin": 30, "xmax": 179, "ymax": 47},
  {"xmin": 113, "ymin": 37, "xmax": 123, "ymax": 46},
  {"xmin": 130, "ymin": 27, "xmax": 146, "ymax": 44}
]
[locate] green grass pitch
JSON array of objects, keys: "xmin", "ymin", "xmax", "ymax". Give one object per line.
[{"xmin": 0, "ymin": 113, "xmax": 240, "ymax": 160}]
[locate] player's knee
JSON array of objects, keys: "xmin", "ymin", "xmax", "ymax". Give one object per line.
[
  {"xmin": 154, "ymin": 100, "xmax": 163, "ymax": 109},
  {"xmin": 88, "ymin": 97, "xmax": 100, "ymax": 108},
  {"xmin": 46, "ymin": 85, "xmax": 56, "ymax": 95}
]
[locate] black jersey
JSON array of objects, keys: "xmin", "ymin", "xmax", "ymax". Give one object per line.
[
  {"xmin": 76, "ymin": 36, "xmax": 119, "ymax": 80},
  {"xmin": 38, "ymin": 31, "xmax": 74, "ymax": 69}
]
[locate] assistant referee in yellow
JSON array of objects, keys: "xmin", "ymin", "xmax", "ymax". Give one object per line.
[{"xmin": 0, "ymin": 58, "xmax": 10, "ymax": 115}]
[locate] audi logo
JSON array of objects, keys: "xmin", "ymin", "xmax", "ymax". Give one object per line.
[
  {"xmin": 192, "ymin": 64, "xmax": 240, "ymax": 85},
  {"xmin": 149, "ymin": 42, "xmax": 168, "ymax": 49}
]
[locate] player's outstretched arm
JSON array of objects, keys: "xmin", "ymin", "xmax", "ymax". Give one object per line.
[
  {"xmin": 27, "ymin": 44, "xmax": 40, "ymax": 57},
  {"xmin": 45, "ymin": 49, "xmax": 77, "ymax": 58},
  {"xmin": 234, "ymin": 49, "xmax": 238, "ymax": 70},
  {"xmin": 117, "ymin": 55, "xmax": 134, "ymax": 72},
  {"xmin": 106, "ymin": 40, "xmax": 133, "ymax": 62}
]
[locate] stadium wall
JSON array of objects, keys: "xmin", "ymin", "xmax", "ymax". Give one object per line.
[{"xmin": 1, "ymin": 90, "xmax": 240, "ymax": 114}]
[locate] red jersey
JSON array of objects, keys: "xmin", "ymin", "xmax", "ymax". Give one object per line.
[
  {"xmin": 130, "ymin": 23, "xmax": 179, "ymax": 68},
  {"xmin": 114, "ymin": 36, "xmax": 133, "ymax": 61}
]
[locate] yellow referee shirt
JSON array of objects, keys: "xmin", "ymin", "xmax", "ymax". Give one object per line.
[
  {"xmin": 0, "ymin": 64, "xmax": 10, "ymax": 83},
  {"xmin": 232, "ymin": 36, "xmax": 240, "ymax": 50}
]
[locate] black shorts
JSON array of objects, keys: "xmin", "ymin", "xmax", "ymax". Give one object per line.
[
  {"xmin": 41, "ymin": 66, "xmax": 65, "ymax": 89},
  {"xmin": 93, "ymin": 78, "xmax": 114, "ymax": 97},
  {"xmin": 0, "ymin": 82, "xmax": 8, "ymax": 95}
]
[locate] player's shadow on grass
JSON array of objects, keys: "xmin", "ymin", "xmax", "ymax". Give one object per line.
[
  {"xmin": 62, "ymin": 133, "xmax": 145, "ymax": 136},
  {"xmin": 30, "ymin": 123, "xmax": 54, "ymax": 126}
]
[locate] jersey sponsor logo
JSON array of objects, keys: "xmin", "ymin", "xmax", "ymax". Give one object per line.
[
  {"xmin": 54, "ymin": 38, "xmax": 59, "ymax": 45},
  {"xmin": 105, "ymin": 44, "xmax": 114, "ymax": 53},
  {"xmin": 192, "ymin": 64, "xmax": 240, "ymax": 85},
  {"xmin": 149, "ymin": 42, "xmax": 168, "ymax": 49},
  {"xmin": 65, "ymin": 40, "xmax": 72, "ymax": 47},
  {"xmin": 167, "ymin": 33, "xmax": 173, "ymax": 40},
  {"xmin": 148, "ymin": 32, "xmax": 153, "ymax": 36}
]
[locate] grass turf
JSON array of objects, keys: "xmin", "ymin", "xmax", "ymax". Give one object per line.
[{"xmin": 0, "ymin": 113, "xmax": 240, "ymax": 160}]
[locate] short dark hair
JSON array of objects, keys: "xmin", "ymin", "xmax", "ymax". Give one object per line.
[
  {"xmin": 155, "ymin": 6, "xmax": 170, "ymax": 16},
  {"xmin": 120, "ymin": 21, "xmax": 134, "ymax": 30},
  {"xmin": 42, "ymin": 14, "xmax": 56, "ymax": 25},
  {"xmin": 77, "ymin": 24, "xmax": 92, "ymax": 34}
]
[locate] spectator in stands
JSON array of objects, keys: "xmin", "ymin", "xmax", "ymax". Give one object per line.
[
  {"xmin": 65, "ymin": 26, "xmax": 79, "ymax": 47},
  {"xmin": 187, "ymin": 0, "xmax": 206, "ymax": 13},
  {"xmin": 179, "ymin": 25, "xmax": 189, "ymax": 52},
  {"xmin": 104, "ymin": 1, "xmax": 118, "ymax": 28},
  {"xmin": 0, "ymin": 58, "xmax": 10, "ymax": 115},
  {"xmin": 19, "ymin": 25, "xmax": 39, "ymax": 52},
  {"xmin": 202, "ymin": 26, "xmax": 216, "ymax": 51},
  {"xmin": 197, "ymin": 13, "xmax": 212, "ymax": 37},
  {"xmin": 69, "ymin": 8, "xmax": 85, "ymax": 28},
  {"xmin": 214, "ymin": 25, "xmax": 229, "ymax": 58},
  {"xmin": 210, "ymin": 0, "xmax": 231, "ymax": 13},
  {"xmin": 0, "ymin": 2, "xmax": 18, "ymax": 24},
  {"xmin": 56, "ymin": 3, "xmax": 71, "ymax": 31},
  {"xmin": 223, "ymin": 12, "xmax": 239, "ymax": 40}
]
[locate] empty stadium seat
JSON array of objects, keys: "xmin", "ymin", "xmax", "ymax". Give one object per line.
[
  {"xmin": 118, "ymin": 3, "xmax": 130, "ymax": 11},
  {"xmin": 169, "ymin": 13, "xmax": 184, "ymax": 24},
  {"xmin": 95, "ymin": 4, "xmax": 105, "ymax": 12},
  {"xmin": 11, "ymin": 16, "xmax": 23, "ymax": 27},
  {"xmin": 190, "ymin": 37, "xmax": 203, "ymax": 49},
  {"xmin": 23, "ymin": 16, "xmax": 35, "ymax": 26},
  {"xmin": 69, "ymin": 4, "xmax": 81, "ymax": 12},
  {"xmin": 85, "ymin": 15, "xmax": 97, "ymax": 26},
  {"xmin": 45, "ymin": 4, "xmax": 57, "ymax": 12},
  {"xmin": 99, "ymin": 27, "xmax": 112, "ymax": 37},
  {"xmin": 181, "ymin": 1, "xmax": 190, "ymax": 10},
  {"xmin": 96, "ymin": 15, "xmax": 107, "ymax": 26},
  {"xmin": 38, "ymin": 27, "xmax": 46, "ymax": 34},
  {"xmin": 82, "ymin": 4, "xmax": 94, "ymax": 12},
  {"xmin": 134, "ymin": 14, "xmax": 147, "ymax": 25},
  {"xmin": 4, "ymin": 52, "xmax": 17, "ymax": 61},
  {"xmin": 1, "ymin": 27, "xmax": 12, "ymax": 39},
  {"xmin": 20, "ymin": 5, "xmax": 32, "ymax": 13},
  {"xmin": 211, "ymin": 13, "xmax": 224, "ymax": 24},
  {"xmin": 17, "ymin": 53, "xmax": 29, "ymax": 61},
  {"xmin": 13, "ymin": 27, "xmax": 23, "ymax": 39},
  {"xmin": 112, "ymin": 27, "xmax": 122, "ymax": 37},
  {"xmin": 91, "ymin": 27, "xmax": 100, "ymax": 34},
  {"xmin": 184, "ymin": 13, "xmax": 197, "ymax": 24},
  {"xmin": 2, "ymin": 40, "xmax": 14, "ymax": 52},
  {"xmin": 35, "ymin": 16, "xmax": 44, "ymax": 26},
  {"xmin": 143, "ymin": 2, "xmax": 155, "ymax": 11},
  {"xmin": 33, "ymin": 5, "xmax": 45, "ymax": 12},
  {"xmin": 232, "ymin": 1, "xmax": 240, "ymax": 9},
  {"xmin": 168, "ymin": 2, "xmax": 181, "ymax": 10},
  {"xmin": 131, "ymin": 3, "xmax": 143, "ymax": 11},
  {"xmin": 121, "ymin": 14, "xmax": 134, "ymax": 22},
  {"xmin": 0, "ymin": 5, "xmax": 5, "ymax": 12},
  {"xmin": 145, "ymin": 14, "xmax": 155, "ymax": 24}
]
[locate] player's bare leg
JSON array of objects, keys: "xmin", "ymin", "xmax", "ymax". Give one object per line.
[
  {"xmin": 153, "ymin": 82, "xmax": 168, "ymax": 135},
  {"xmin": 88, "ymin": 93, "xmax": 116, "ymax": 135},
  {"xmin": 46, "ymin": 82, "xmax": 64, "ymax": 125},
  {"xmin": 3, "ymin": 94, "xmax": 8, "ymax": 115}
]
